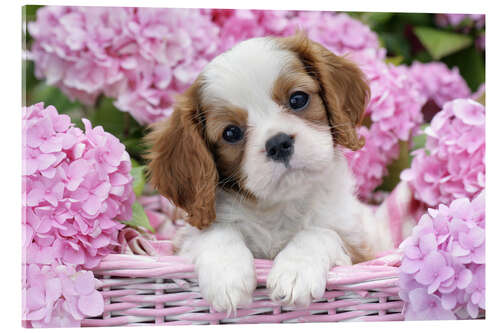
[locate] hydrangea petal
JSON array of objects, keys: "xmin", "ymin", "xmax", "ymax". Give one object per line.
[
  {"xmin": 77, "ymin": 290, "xmax": 104, "ymax": 317},
  {"xmin": 400, "ymin": 191, "xmax": 485, "ymax": 320},
  {"xmin": 403, "ymin": 99, "xmax": 485, "ymax": 207},
  {"xmin": 74, "ymin": 271, "xmax": 96, "ymax": 296}
]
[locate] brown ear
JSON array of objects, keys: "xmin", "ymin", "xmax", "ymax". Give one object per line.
[
  {"xmin": 145, "ymin": 83, "xmax": 217, "ymax": 229},
  {"xmin": 280, "ymin": 33, "xmax": 370, "ymax": 150}
]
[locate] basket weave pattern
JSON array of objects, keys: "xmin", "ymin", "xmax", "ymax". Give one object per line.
[{"xmin": 83, "ymin": 252, "xmax": 403, "ymax": 326}]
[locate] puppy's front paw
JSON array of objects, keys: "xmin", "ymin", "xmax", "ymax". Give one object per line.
[
  {"xmin": 197, "ymin": 259, "xmax": 256, "ymax": 315},
  {"xmin": 266, "ymin": 255, "xmax": 327, "ymax": 307}
]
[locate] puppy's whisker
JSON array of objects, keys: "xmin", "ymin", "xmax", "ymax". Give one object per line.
[{"xmin": 217, "ymin": 167, "xmax": 242, "ymax": 188}]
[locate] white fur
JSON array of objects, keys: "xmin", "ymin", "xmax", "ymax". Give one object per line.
[{"xmin": 175, "ymin": 37, "xmax": 394, "ymax": 314}]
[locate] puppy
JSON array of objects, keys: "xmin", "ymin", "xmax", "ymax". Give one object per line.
[{"xmin": 146, "ymin": 33, "xmax": 394, "ymax": 314}]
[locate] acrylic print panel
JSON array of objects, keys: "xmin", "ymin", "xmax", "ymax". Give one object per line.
[{"xmin": 22, "ymin": 5, "xmax": 485, "ymax": 327}]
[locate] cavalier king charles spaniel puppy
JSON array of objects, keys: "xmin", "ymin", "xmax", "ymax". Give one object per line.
[{"xmin": 146, "ymin": 33, "xmax": 394, "ymax": 314}]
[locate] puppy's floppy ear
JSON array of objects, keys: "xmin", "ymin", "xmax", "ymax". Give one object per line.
[
  {"xmin": 145, "ymin": 82, "xmax": 217, "ymax": 229},
  {"xmin": 280, "ymin": 33, "xmax": 370, "ymax": 151}
]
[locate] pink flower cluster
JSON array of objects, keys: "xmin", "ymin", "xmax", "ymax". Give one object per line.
[
  {"xmin": 290, "ymin": 12, "xmax": 384, "ymax": 59},
  {"xmin": 212, "ymin": 10, "xmax": 384, "ymax": 58},
  {"xmin": 401, "ymin": 99, "xmax": 485, "ymax": 207},
  {"xmin": 435, "ymin": 14, "xmax": 485, "ymax": 29},
  {"xmin": 30, "ymin": 8, "xmax": 386, "ymax": 125},
  {"xmin": 406, "ymin": 62, "xmax": 471, "ymax": 108},
  {"xmin": 28, "ymin": 7, "xmax": 220, "ymax": 124},
  {"xmin": 23, "ymin": 102, "xmax": 134, "ymax": 268},
  {"xmin": 23, "ymin": 264, "xmax": 103, "ymax": 328},
  {"xmin": 399, "ymin": 191, "xmax": 485, "ymax": 320},
  {"xmin": 22, "ymin": 102, "xmax": 134, "ymax": 326},
  {"xmin": 345, "ymin": 60, "xmax": 472, "ymax": 201},
  {"xmin": 344, "ymin": 57, "xmax": 425, "ymax": 200},
  {"xmin": 210, "ymin": 9, "xmax": 296, "ymax": 53}
]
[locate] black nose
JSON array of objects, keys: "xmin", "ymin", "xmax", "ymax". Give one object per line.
[{"xmin": 265, "ymin": 132, "xmax": 294, "ymax": 164}]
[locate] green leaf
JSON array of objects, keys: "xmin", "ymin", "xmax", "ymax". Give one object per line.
[
  {"xmin": 361, "ymin": 12, "xmax": 394, "ymax": 28},
  {"xmin": 29, "ymin": 81, "xmax": 86, "ymax": 126},
  {"xmin": 378, "ymin": 32, "xmax": 411, "ymax": 60},
  {"xmin": 397, "ymin": 13, "xmax": 432, "ymax": 26},
  {"xmin": 414, "ymin": 50, "xmax": 433, "ymax": 63},
  {"xmin": 89, "ymin": 97, "xmax": 148, "ymax": 161},
  {"xmin": 89, "ymin": 97, "xmax": 128, "ymax": 137},
  {"xmin": 442, "ymin": 47, "xmax": 485, "ymax": 91},
  {"xmin": 24, "ymin": 5, "xmax": 43, "ymax": 21},
  {"xmin": 121, "ymin": 201, "xmax": 155, "ymax": 233},
  {"xmin": 414, "ymin": 27, "xmax": 473, "ymax": 59},
  {"xmin": 385, "ymin": 56, "xmax": 404, "ymax": 66},
  {"xmin": 122, "ymin": 137, "xmax": 147, "ymax": 161},
  {"xmin": 377, "ymin": 141, "xmax": 411, "ymax": 193},
  {"xmin": 30, "ymin": 82, "xmax": 81, "ymax": 110},
  {"xmin": 476, "ymin": 91, "xmax": 485, "ymax": 106},
  {"xmin": 411, "ymin": 124, "xmax": 429, "ymax": 153},
  {"xmin": 130, "ymin": 166, "xmax": 147, "ymax": 197}
]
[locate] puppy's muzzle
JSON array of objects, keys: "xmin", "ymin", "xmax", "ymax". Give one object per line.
[{"xmin": 265, "ymin": 132, "xmax": 294, "ymax": 166}]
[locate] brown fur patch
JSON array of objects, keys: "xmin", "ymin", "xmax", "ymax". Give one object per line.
[
  {"xmin": 204, "ymin": 104, "xmax": 248, "ymax": 142},
  {"xmin": 344, "ymin": 242, "xmax": 375, "ymax": 264},
  {"xmin": 145, "ymin": 80, "xmax": 218, "ymax": 229},
  {"xmin": 272, "ymin": 57, "xmax": 330, "ymax": 128},
  {"xmin": 204, "ymin": 103, "xmax": 254, "ymax": 199},
  {"xmin": 276, "ymin": 32, "xmax": 370, "ymax": 151}
]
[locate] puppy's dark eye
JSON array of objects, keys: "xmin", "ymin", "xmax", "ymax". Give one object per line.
[
  {"xmin": 289, "ymin": 91, "xmax": 309, "ymax": 111},
  {"xmin": 222, "ymin": 125, "xmax": 244, "ymax": 143}
]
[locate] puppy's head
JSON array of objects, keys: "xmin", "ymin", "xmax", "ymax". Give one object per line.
[{"xmin": 146, "ymin": 33, "xmax": 369, "ymax": 229}]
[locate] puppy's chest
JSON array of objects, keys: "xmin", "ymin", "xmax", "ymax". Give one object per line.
[{"xmin": 234, "ymin": 204, "xmax": 313, "ymax": 259}]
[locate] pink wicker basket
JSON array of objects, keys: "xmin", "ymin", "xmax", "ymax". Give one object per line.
[
  {"xmin": 80, "ymin": 186, "xmax": 418, "ymax": 326},
  {"xmin": 83, "ymin": 251, "xmax": 403, "ymax": 326}
]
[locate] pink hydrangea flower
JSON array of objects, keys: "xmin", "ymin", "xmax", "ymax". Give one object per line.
[
  {"xmin": 289, "ymin": 12, "xmax": 384, "ymax": 59},
  {"xmin": 211, "ymin": 9, "xmax": 297, "ymax": 53},
  {"xmin": 414, "ymin": 251, "xmax": 455, "ymax": 294},
  {"xmin": 404, "ymin": 288, "xmax": 456, "ymax": 320},
  {"xmin": 464, "ymin": 264, "xmax": 485, "ymax": 318},
  {"xmin": 22, "ymin": 102, "xmax": 134, "ymax": 269},
  {"xmin": 212, "ymin": 10, "xmax": 385, "ymax": 59},
  {"xmin": 23, "ymin": 263, "xmax": 103, "ymax": 328},
  {"xmin": 399, "ymin": 191, "xmax": 485, "ymax": 320},
  {"xmin": 406, "ymin": 62, "xmax": 471, "ymax": 108},
  {"xmin": 344, "ymin": 57, "xmax": 425, "ymax": 200},
  {"xmin": 29, "ymin": 7, "xmax": 220, "ymax": 124},
  {"xmin": 401, "ymin": 99, "xmax": 484, "ymax": 207},
  {"xmin": 22, "ymin": 103, "xmax": 133, "ymax": 326},
  {"xmin": 30, "ymin": 7, "xmax": 386, "ymax": 125}
]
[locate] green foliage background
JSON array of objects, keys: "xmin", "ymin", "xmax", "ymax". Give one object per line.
[{"xmin": 348, "ymin": 12, "xmax": 484, "ymax": 91}]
